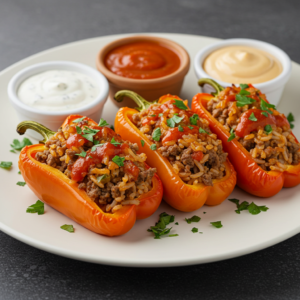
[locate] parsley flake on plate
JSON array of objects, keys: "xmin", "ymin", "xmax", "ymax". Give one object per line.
[
  {"xmin": 228, "ymin": 198, "xmax": 269, "ymax": 215},
  {"xmin": 11, "ymin": 138, "xmax": 32, "ymax": 151},
  {"xmin": 191, "ymin": 227, "xmax": 198, "ymax": 233},
  {"xmin": 167, "ymin": 115, "xmax": 184, "ymax": 128},
  {"xmin": 60, "ymin": 224, "xmax": 74, "ymax": 233},
  {"xmin": 174, "ymin": 99, "xmax": 188, "ymax": 110},
  {"xmin": 240, "ymin": 83, "xmax": 249, "ymax": 90},
  {"xmin": 190, "ymin": 114, "xmax": 199, "ymax": 125},
  {"xmin": 249, "ymin": 112, "xmax": 257, "ymax": 121},
  {"xmin": 16, "ymin": 181, "xmax": 26, "ymax": 187},
  {"xmin": 150, "ymin": 144, "xmax": 157, "ymax": 150},
  {"xmin": 169, "ymin": 234, "xmax": 179, "ymax": 237},
  {"xmin": 26, "ymin": 200, "xmax": 44, "ymax": 215},
  {"xmin": 287, "ymin": 112, "xmax": 295, "ymax": 129},
  {"xmin": 111, "ymin": 137, "xmax": 122, "ymax": 146},
  {"xmin": 10, "ymin": 150, "xmax": 16, "ymax": 153},
  {"xmin": 76, "ymin": 151, "xmax": 87, "ymax": 158},
  {"xmin": 185, "ymin": 215, "xmax": 201, "ymax": 224},
  {"xmin": 210, "ymin": 221, "xmax": 223, "ymax": 228},
  {"xmin": 18, "ymin": 171, "xmax": 21, "ymax": 174},
  {"xmin": 147, "ymin": 212, "xmax": 176, "ymax": 239},
  {"xmin": 227, "ymin": 128, "xmax": 236, "ymax": 142},
  {"xmin": 0, "ymin": 161, "xmax": 12, "ymax": 170},
  {"xmin": 98, "ymin": 118, "xmax": 109, "ymax": 127},
  {"xmin": 72, "ymin": 117, "xmax": 86, "ymax": 123},
  {"xmin": 236, "ymin": 94, "xmax": 255, "ymax": 107},
  {"xmin": 141, "ymin": 140, "xmax": 145, "ymax": 147},
  {"xmin": 112, "ymin": 155, "xmax": 125, "ymax": 167},
  {"xmin": 260, "ymin": 98, "xmax": 275, "ymax": 114},
  {"xmin": 175, "ymin": 222, "xmax": 179, "ymax": 225},
  {"xmin": 152, "ymin": 128, "xmax": 161, "ymax": 141},
  {"xmin": 265, "ymin": 124, "xmax": 273, "ymax": 134}
]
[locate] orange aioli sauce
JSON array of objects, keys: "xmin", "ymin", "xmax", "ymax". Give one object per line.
[
  {"xmin": 104, "ymin": 42, "xmax": 181, "ymax": 79},
  {"xmin": 203, "ymin": 46, "xmax": 282, "ymax": 84}
]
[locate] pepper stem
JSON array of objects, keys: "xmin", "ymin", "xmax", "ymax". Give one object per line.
[
  {"xmin": 17, "ymin": 121, "xmax": 56, "ymax": 144},
  {"xmin": 198, "ymin": 78, "xmax": 224, "ymax": 96},
  {"xmin": 114, "ymin": 90, "xmax": 155, "ymax": 112}
]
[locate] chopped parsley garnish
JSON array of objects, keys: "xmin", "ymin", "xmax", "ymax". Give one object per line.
[
  {"xmin": 210, "ymin": 221, "xmax": 223, "ymax": 228},
  {"xmin": 158, "ymin": 113, "xmax": 163, "ymax": 117},
  {"xmin": 248, "ymin": 113, "xmax": 257, "ymax": 122},
  {"xmin": 188, "ymin": 126, "xmax": 194, "ymax": 130},
  {"xmin": 203, "ymin": 212, "xmax": 206, "ymax": 214},
  {"xmin": 18, "ymin": 171, "xmax": 21, "ymax": 174},
  {"xmin": 150, "ymin": 144, "xmax": 157, "ymax": 150},
  {"xmin": 97, "ymin": 174, "xmax": 108, "ymax": 183},
  {"xmin": 185, "ymin": 215, "xmax": 201, "ymax": 224},
  {"xmin": 98, "ymin": 118, "xmax": 109, "ymax": 127},
  {"xmin": 82, "ymin": 127, "xmax": 100, "ymax": 142},
  {"xmin": 111, "ymin": 137, "xmax": 122, "ymax": 147},
  {"xmin": 89, "ymin": 156, "xmax": 93, "ymax": 159},
  {"xmin": 175, "ymin": 222, "xmax": 179, "ymax": 225},
  {"xmin": 199, "ymin": 127, "xmax": 209, "ymax": 134},
  {"xmin": 152, "ymin": 128, "xmax": 161, "ymax": 141},
  {"xmin": 94, "ymin": 140, "xmax": 100, "ymax": 145},
  {"xmin": 110, "ymin": 125, "xmax": 115, "ymax": 131},
  {"xmin": 239, "ymin": 89, "xmax": 251, "ymax": 96},
  {"xmin": 0, "ymin": 161, "xmax": 12, "ymax": 170},
  {"xmin": 11, "ymin": 138, "xmax": 32, "ymax": 151},
  {"xmin": 26, "ymin": 200, "xmax": 44, "ymax": 215},
  {"xmin": 199, "ymin": 232, "xmax": 203, "ymax": 234},
  {"xmin": 91, "ymin": 143, "xmax": 105, "ymax": 152},
  {"xmin": 141, "ymin": 140, "xmax": 145, "ymax": 147},
  {"xmin": 260, "ymin": 98, "xmax": 276, "ymax": 114},
  {"xmin": 149, "ymin": 114, "xmax": 156, "ymax": 117},
  {"xmin": 227, "ymin": 128, "xmax": 236, "ymax": 142},
  {"xmin": 287, "ymin": 113, "xmax": 295, "ymax": 129},
  {"xmin": 112, "ymin": 155, "xmax": 125, "ymax": 167},
  {"xmin": 174, "ymin": 99, "xmax": 188, "ymax": 110},
  {"xmin": 76, "ymin": 126, "xmax": 82, "ymax": 134},
  {"xmin": 236, "ymin": 94, "xmax": 255, "ymax": 107},
  {"xmin": 60, "ymin": 224, "xmax": 74, "ymax": 233},
  {"xmin": 72, "ymin": 117, "xmax": 86, "ymax": 123},
  {"xmin": 167, "ymin": 115, "xmax": 184, "ymax": 128},
  {"xmin": 147, "ymin": 212, "xmax": 176, "ymax": 239},
  {"xmin": 76, "ymin": 151, "xmax": 87, "ymax": 158},
  {"xmin": 178, "ymin": 125, "xmax": 184, "ymax": 132},
  {"xmin": 240, "ymin": 83, "xmax": 249, "ymax": 90},
  {"xmin": 264, "ymin": 124, "xmax": 273, "ymax": 134},
  {"xmin": 262, "ymin": 112, "xmax": 269, "ymax": 117},
  {"xmin": 228, "ymin": 198, "xmax": 269, "ymax": 215},
  {"xmin": 10, "ymin": 150, "xmax": 16, "ymax": 153},
  {"xmin": 190, "ymin": 114, "xmax": 199, "ymax": 125},
  {"xmin": 169, "ymin": 234, "xmax": 179, "ymax": 237},
  {"xmin": 191, "ymin": 227, "xmax": 198, "ymax": 233},
  {"xmin": 16, "ymin": 181, "xmax": 26, "ymax": 186}
]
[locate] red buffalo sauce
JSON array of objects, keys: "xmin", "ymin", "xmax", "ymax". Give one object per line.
[
  {"xmin": 104, "ymin": 41, "xmax": 181, "ymax": 79},
  {"xmin": 235, "ymin": 108, "xmax": 290, "ymax": 137}
]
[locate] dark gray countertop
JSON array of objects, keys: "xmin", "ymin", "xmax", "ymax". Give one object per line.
[{"xmin": 1, "ymin": 0, "xmax": 300, "ymax": 299}]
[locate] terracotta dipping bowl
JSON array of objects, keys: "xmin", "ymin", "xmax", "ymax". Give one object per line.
[{"xmin": 96, "ymin": 35, "xmax": 190, "ymax": 108}]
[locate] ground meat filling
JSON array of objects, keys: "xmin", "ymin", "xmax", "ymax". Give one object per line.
[
  {"xmin": 35, "ymin": 122, "xmax": 156, "ymax": 213},
  {"xmin": 131, "ymin": 98, "xmax": 228, "ymax": 186},
  {"xmin": 207, "ymin": 85, "xmax": 300, "ymax": 172}
]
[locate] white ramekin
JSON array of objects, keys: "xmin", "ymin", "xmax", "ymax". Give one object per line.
[
  {"xmin": 194, "ymin": 39, "xmax": 292, "ymax": 105},
  {"xmin": 8, "ymin": 61, "xmax": 109, "ymax": 139}
]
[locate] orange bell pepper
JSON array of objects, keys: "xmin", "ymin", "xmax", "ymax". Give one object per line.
[
  {"xmin": 192, "ymin": 78, "xmax": 300, "ymax": 197},
  {"xmin": 17, "ymin": 115, "xmax": 163, "ymax": 236},
  {"xmin": 114, "ymin": 91, "xmax": 237, "ymax": 212}
]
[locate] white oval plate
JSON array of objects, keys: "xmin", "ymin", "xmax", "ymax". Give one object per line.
[{"xmin": 1, "ymin": 33, "xmax": 300, "ymax": 267}]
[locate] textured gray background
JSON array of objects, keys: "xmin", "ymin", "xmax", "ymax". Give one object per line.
[{"xmin": 1, "ymin": 0, "xmax": 300, "ymax": 299}]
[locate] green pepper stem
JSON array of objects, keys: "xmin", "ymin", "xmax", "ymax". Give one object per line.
[
  {"xmin": 198, "ymin": 78, "xmax": 224, "ymax": 96},
  {"xmin": 114, "ymin": 90, "xmax": 156, "ymax": 112},
  {"xmin": 17, "ymin": 121, "xmax": 56, "ymax": 144}
]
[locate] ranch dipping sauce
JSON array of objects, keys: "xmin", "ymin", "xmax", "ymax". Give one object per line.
[
  {"xmin": 203, "ymin": 46, "xmax": 282, "ymax": 84},
  {"xmin": 18, "ymin": 70, "xmax": 100, "ymax": 111}
]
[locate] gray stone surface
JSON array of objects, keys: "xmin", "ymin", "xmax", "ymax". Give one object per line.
[{"xmin": 1, "ymin": 0, "xmax": 300, "ymax": 299}]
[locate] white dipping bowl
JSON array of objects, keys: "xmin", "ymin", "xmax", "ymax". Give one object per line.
[
  {"xmin": 8, "ymin": 61, "xmax": 109, "ymax": 139},
  {"xmin": 194, "ymin": 38, "xmax": 291, "ymax": 106}
]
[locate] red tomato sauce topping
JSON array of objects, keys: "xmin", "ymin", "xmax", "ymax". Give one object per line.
[{"xmin": 104, "ymin": 41, "xmax": 181, "ymax": 79}]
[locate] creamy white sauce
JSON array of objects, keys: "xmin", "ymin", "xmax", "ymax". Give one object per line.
[{"xmin": 17, "ymin": 70, "xmax": 100, "ymax": 111}]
